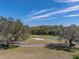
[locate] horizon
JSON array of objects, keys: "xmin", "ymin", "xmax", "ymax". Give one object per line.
[{"xmin": 0, "ymin": 0, "xmax": 79, "ymax": 26}]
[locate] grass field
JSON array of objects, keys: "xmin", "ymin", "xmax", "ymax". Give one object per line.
[
  {"xmin": 25, "ymin": 35, "xmax": 65, "ymax": 44},
  {"xmin": 0, "ymin": 35, "xmax": 78, "ymax": 59}
]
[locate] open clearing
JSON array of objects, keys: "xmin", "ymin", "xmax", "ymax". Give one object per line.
[
  {"xmin": 0, "ymin": 35, "xmax": 78, "ymax": 59},
  {"xmin": 24, "ymin": 35, "xmax": 64, "ymax": 45},
  {"xmin": 0, "ymin": 47, "xmax": 78, "ymax": 59}
]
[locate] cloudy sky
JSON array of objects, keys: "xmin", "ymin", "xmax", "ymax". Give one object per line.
[{"xmin": 0, "ymin": 0, "xmax": 79, "ymax": 26}]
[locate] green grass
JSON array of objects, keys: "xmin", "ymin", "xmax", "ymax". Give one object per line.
[
  {"xmin": 25, "ymin": 35, "xmax": 64, "ymax": 44},
  {"xmin": 28, "ymin": 35, "xmax": 58, "ymax": 39},
  {"xmin": 73, "ymin": 54, "xmax": 79, "ymax": 59},
  {"xmin": 25, "ymin": 39, "xmax": 64, "ymax": 44}
]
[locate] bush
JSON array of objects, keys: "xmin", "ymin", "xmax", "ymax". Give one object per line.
[{"xmin": 73, "ymin": 54, "xmax": 79, "ymax": 59}]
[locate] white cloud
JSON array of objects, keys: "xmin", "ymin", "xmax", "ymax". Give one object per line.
[
  {"xmin": 28, "ymin": 5, "xmax": 79, "ymax": 20},
  {"xmin": 65, "ymin": 14, "xmax": 79, "ymax": 17},
  {"xmin": 29, "ymin": 13, "xmax": 51, "ymax": 20},
  {"xmin": 50, "ymin": 5, "xmax": 79, "ymax": 14},
  {"xmin": 55, "ymin": 0, "xmax": 79, "ymax": 3},
  {"xmin": 26, "ymin": 8, "xmax": 53, "ymax": 17}
]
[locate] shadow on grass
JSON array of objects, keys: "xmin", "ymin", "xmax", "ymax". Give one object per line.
[
  {"xmin": 0, "ymin": 44, "xmax": 19, "ymax": 50},
  {"xmin": 45, "ymin": 43, "xmax": 74, "ymax": 52},
  {"xmin": 73, "ymin": 54, "xmax": 79, "ymax": 59}
]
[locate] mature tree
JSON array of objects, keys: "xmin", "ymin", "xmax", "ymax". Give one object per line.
[
  {"xmin": 9, "ymin": 19, "xmax": 29, "ymax": 41},
  {"xmin": 59, "ymin": 24, "xmax": 79, "ymax": 47},
  {"xmin": 0, "ymin": 17, "xmax": 29, "ymax": 47},
  {"xmin": 0, "ymin": 17, "xmax": 12, "ymax": 47}
]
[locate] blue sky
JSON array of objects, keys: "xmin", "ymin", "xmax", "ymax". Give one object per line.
[{"xmin": 0, "ymin": 0, "xmax": 79, "ymax": 26}]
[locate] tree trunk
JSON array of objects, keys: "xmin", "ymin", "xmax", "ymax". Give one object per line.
[
  {"xmin": 14, "ymin": 36, "xmax": 18, "ymax": 41},
  {"xmin": 69, "ymin": 40, "xmax": 73, "ymax": 47},
  {"xmin": 6, "ymin": 40, "xmax": 9, "ymax": 48}
]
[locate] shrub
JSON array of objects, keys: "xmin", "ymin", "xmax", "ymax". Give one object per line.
[{"xmin": 73, "ymin": 54, "xmax": 79, "ymax": 59}]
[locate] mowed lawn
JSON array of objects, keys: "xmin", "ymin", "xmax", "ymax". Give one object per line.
[{"xmin": 0, "ymin": 35, "xmax": 78, "ymax": 59}]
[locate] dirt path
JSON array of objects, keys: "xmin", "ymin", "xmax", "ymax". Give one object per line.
[
  {"xmin": 13, "ymin": 44, "xmax": 46, "ymax": 47},
  {"xmin": 11, "ymin": 41, "xmax": 79, "ymax": 48}
]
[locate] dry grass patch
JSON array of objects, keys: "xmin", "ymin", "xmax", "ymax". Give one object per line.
[{"xmin": 0, "ymin": 47, "xmax": 77, "ymax": 59}]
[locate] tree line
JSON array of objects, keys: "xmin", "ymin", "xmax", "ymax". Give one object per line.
[
  {"xmin": 0, "ymin": 17, "xmax": 79, "ymax": 47},
  {"xmin": 30, "ymin": 25, "xmax": 61, "ymax": 35},
  {"xmin": 30, "ymin": 25, "xmax": 79, "ymax": 47}
]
